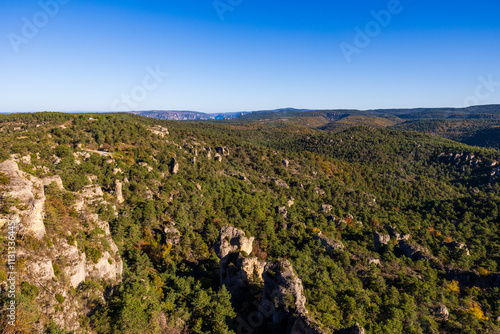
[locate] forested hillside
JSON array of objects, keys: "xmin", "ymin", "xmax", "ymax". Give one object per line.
[{"xmin": 1, "ymin": 112, "xmax": 499, "ymax": 334}]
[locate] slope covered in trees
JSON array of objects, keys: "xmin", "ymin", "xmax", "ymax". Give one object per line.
[{"xmin": 0, "ymin": 112, "xmax": 499, "ymax": 333}]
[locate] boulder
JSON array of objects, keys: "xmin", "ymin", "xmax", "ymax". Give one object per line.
[
  {"xmin": 432, "ymin": 304, "xmax": 449, "ymax": 321},
  {"xmin": 321, "ymin": 204, "xmax": 332, "ymax": 213},
  {"xmin": 282, "ymin": 159, "xmax": 290, "ymax": 168}
]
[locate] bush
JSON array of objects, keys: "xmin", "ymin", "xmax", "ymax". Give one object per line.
[
  {"xmin": 55, "ymin": 293, "xmax": 65, "ymax": 304},
  {"xmin": 21, "ymin": 281, "xmax": 40, "ymax": 300},
  {"xmin": 86, "ymin": 246, "xmax": 102, "ymax": 264},
  {"xmin": 53, "ymin": 263, "xmax": 61, "ymax": 277},
  {"xmin": 0, "ymin": 173, "xmax": 9, "ymax": 185}
]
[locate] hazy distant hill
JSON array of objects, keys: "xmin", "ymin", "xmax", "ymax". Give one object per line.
[{"xmin": 131, "ymin": 110, "xmax": 249, "ymax": 120}]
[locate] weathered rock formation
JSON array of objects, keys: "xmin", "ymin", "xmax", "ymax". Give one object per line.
[
  {"xmin": 163, "ymin": 223, "xmax": 181, "ymax": 246},
  {"xmin": 42, "ymin": 175, "xmax": 64, "ymax": 190},
  {"xmin": 399, "ymin": 240, "xmax": 443, "ymax": 269},
  {"xmin": 170, "ymin": 157, "xmax": 179, "ymax": 174},
  {"xmin": 443, "ymin": 241, "xmax": 470, "ymax": 256},
  {"xmin": 0, "ymin": 160, "xmax": 123, "ymax": 332},
  {"xmin": 115, "ymin": 180, "xmax": 124, "ymax": 204},
  {"xmin": 321, "ymin": 204, "xmax": 332, "ymax": 213},
  {"xmin": 261, "ymin": 260, "xmax": 326, "ymax": 333},
  {"xmin": 216, "ymin": 146, "xmax": 230, "ymax": 156},
  {"xmin": 215, "ymin": 226, "xmax": 265, "ymax": 302},
  {"xmin": 373, "ymin": 231, "xmax": 390, "ymax": 251},
  {"xmin": 314, "ymin": 233, "xmax": 344, "ymax": 254},
  {"xmin": 276, "ymin": 206, "xmax": 288, "ymax": 219},
  {"xmin": 214, "ymin": 226, "xmax": 360, "ymax": 334},
  {"xmin": 215, "ymin": 225, "xmax": 255, "ymax": 258},
  {"xmin": 387, "ymin": 226, "xmax": 410, "ymax": 241},
  {"xmin": 0, "ymin": 159, "xmax": 47, "ymax": 239},
  {"xmin": 431, "ymin": 304, "xmax": 450, "ymax": 321}
]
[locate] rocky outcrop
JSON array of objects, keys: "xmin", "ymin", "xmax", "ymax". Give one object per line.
[
  {"xmin": 399, "ymin": 240, "xmax": 443, "ymax": 269},
  {"xmin": 213, "ymin": 226, "xmax": 358, "ymax": 334},
  {"xmin": 138, "ymin": 162, "xmax": 153, "ymax": 172},
  {"xmin": 170, "ymin": 157, "xmax": 179, "ymax": 174},
  {"xmin": 163, "ymin": 223, "xmax": 181, "ymax": 246},
  {"xmin": 87, "ymin": 251, "xmax": 122, "ymax": 280},
  {"xmin": 261, "ymin": 260, "xmax": 308, "ymax": 324},
  {"xmin": 215, "ymin": 225, "xmax": 254, "ymax": 258},
  {"xmin": 59, "ymin": 241, "xmax": 87, "ymax": 288},
  {"xmin": 431, "ymin": 304, "xmax": 449, "ymax": 321},
  {"xmin": 260, "ymin": 260, "xmax": 327, "ymax": 333},
  {"xmin": 216, "ymin": 146, "xmax": 230, "ymax": 156},
  {"xmin": 443, "ymin": 241, "xmax": 470, "ymax": 256},
  {"xmin": 387, "ymin": 226, "xmax": 410, "ymax": 241},
  {"xmin": 115, "ymin": 180, "xmax": 124, "ymax": 204},
  {"xmin": 321, "ymin": 204, "xmax": 332, "ymax": 213},
  {"xmin": 0, "ymin": 160, "xmax": 123, "ymax": 333},
  {"xmin": 282, "ymin": 159, "xmax": 290, "ymax": 168},
  {"xmin": 42, "ymin": 175, "xmax": 64, "ymax": 190},
  {"xmin": 215, "ymin": 226, "xmax": 265, "ymax": 302},
  {"xmin": 314, "ymin": 233, "xmax": 344, "ymax": 254},
  {"xmin": 0, "ymin": 159, "xmax": 46, "ymax": 239},
  {"xmin": 276, "ymin": 206, "xmax": 288, "ymax": 219},
  {"xmin": 373, "ymin": 232, "xmax": 390, "ymax": 251},
  {"xmin": 81, "ymin": 184, "xmax": 104, "ymax": 202},
  {"xmin": 21, "ymin": 252, "xmax": 56, "ymax": 282},
  {"xmin": 445, "ymin": 268, "xmax": 480, "ymax": 286}
]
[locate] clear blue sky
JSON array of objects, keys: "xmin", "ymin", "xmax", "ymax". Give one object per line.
[{"xmin": 1, "ymin": 0, "xmax": 500, "ymax": 113}]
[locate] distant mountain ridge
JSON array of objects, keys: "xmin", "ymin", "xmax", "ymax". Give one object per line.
[
  {"xmin": 131, "ymin": 110, "xmax": 250, "ymax": 120},
  {"xmin": 130, "ymin": 105, "xmax": 500, "ymax": 121}
]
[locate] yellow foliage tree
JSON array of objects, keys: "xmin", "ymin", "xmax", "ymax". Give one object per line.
[{"xmin": 446, "ymin": 280, "xmax": 460, "ymax": 294}]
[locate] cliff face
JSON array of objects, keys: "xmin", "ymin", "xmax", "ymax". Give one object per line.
[
  {"xmin": 0, "ymin": 160, "xmax": 122, "ymax": 332},
  {"xmin": 0, "ymin": 159, "xmax": 47, "ymax": 239},
  {"xmin": 215, "ymin": 226, "xmax": 329, "ymax": 334}
]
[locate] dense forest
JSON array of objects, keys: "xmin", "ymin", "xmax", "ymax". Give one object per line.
[{"xmin": 0, "ymin": 112, "xmax": 499, "ymax": 334}]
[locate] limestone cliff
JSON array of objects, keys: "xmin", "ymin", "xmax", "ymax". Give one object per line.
[{"xmin": 0, "ymin": 160, "xmax": 122, "ymax": 333}]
